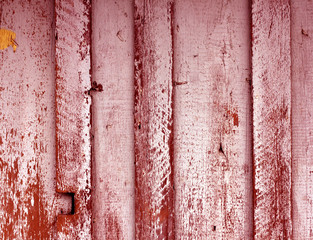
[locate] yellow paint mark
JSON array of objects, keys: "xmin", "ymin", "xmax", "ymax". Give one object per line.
[{"xmin": 0, "ymin": 29, "xmax": 18, "ymax": 52}]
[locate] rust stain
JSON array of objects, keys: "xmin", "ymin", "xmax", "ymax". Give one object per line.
[
  {"xmin": 0, "ymin": 29, "xmax": 18, "ymax": 52},
  {"xmin": 233, "ymin": 112, "xmax": 239, "ymax": 126},
  {"xmin": 222, "ymin": 105, "xmax": 240, "ymax": 130}
]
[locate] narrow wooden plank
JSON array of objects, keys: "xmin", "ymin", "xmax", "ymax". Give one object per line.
[
  {"xmin": 291, "ymin": 0, "xmax": 313, "ymax": 238},
  {"xmin": 134, "ymin": 0, "xmax": 174, "ymax": 238},
  {"xmin": 174, "ymin": 0, "xmax": 252, "ymax": 239},
  {"xmin": 0, "ymin": 0, "xmax": 60, "ymax": 238},
  {"xmin": 55, "ymin": 0, "xmax": 92, "ymax": 238},
  {"xmin": 251, "ymin": 0, "xmax": 292, "ymax": 239},
  {"xmin": 91, "ymin": 0, "xmax": 135, "ymax": 239}
]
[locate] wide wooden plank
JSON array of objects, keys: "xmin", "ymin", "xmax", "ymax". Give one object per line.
[
  {"xmin": 174, "ymin": 0, "xmax": 252, "ymax": 239},
  {"xmin": 291, "ymin": 0, "xmax": 313, "ymax": 238},
  {"xmin": 251, "ymin": 0, "xmax": 292, "ymax": 239},
  {"xmin": 0, "ymin": 0, "xmax": 61, "ymax": 238},
  {"xmin": 91, "ymin": 0, "xmax": 135, "ymax": 239},
  {"xmin": 134, "ymin": 0, "xmax": 174, "ymax": 239},
  {"xmin": 55, "ymin": 0, "xmax": 92, "ymax": 238}
]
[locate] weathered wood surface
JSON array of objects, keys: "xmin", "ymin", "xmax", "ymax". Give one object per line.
[
  {"xmin": 174, "ymin": 0, "xmax": 252, "ymax": 239},
  {"xmin": 134, "ymin": 0, "xmax": 175, "ymax": 239},
  {"xmin": 55, "ymin": 0, "xmax": 92, "ymax": 238},
  {"xmin": 91, "ymin": 0, "xmax": 135, "ymax": 239},
  {"xmin": 252, "ymin": 0, "xmax": 292, "ymax": 239},
  {"xmin": 1, "ymin": 0, "xmax": 313, "ymax": 239},
  {"xmin": 0, "ymin": 0, "xmax": 64, "ymax": 239},
  {"xmin": 291, "ymin": 0, "xmax": 313, "ymax": 239}
]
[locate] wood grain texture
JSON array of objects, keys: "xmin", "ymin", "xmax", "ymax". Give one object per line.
[
  {"xmin": 55, "ymin": 0, "xmax": 92, "ymax": 238},
  {"xmin": 134, "ymin": 0, "xmax": 174, "ymax": 239},
  {"xmin": 252, "ymin": 0, "xmax": 292, "ymax": 239},
  {"xmin": 291, "ymin": 0, "xmax": 313, "ymax": 238},
  {"xmin": 91, "ymin": 0, "xmax": 135, "ymax": 239},
  {"xmin": 0, "ymin": 0, "xmax": 62, "ymax": 239},
  {"xmin": 173, "ymin": 0, "xmax": 252, "ymax": 239}
]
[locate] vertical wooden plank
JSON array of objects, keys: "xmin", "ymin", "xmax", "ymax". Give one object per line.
[
  {"xmin": 91, "ymin": 0, "xmax": 135, "ymax": 239},
  {"xmin": 252, "ymin": 0, "xmax": 292, "ymax": 239},
  {"xmin": 0, "ymin": 0, "xmax": 60, "ymax": 239},
  {"xmin": 174, "ymin": 0, "xmax": 252, "ymax": 239},
  {"xmin": 134, "ymin": 0, "xmax": 174, "ymax": 239},
  {"xmin": 291, "ymin": 0, "xmax": 313, "ymax": 238},
  {"xmin": 55, "ymin": 0, "xmax": 92, "ymax": 238}
]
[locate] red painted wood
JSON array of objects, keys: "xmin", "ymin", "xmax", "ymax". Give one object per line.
[
  {"xmin": 55, "ymin": 0, "xmax": 92, "ymax": 238},
  {"xmin": 134, "ymin": 0, "xmax": 174, "ymax": 239},
  {"xmin": 0, "ymin": 0, "xmax": 61, "ymax": 238},
  {"xmin": 91, "ymin": 0, "xmax": 135, "ymax": 239},
  {"xmin": 2, "ymin": 1, "xmax": 313, "ymax": 238},
  {"xmin": 291, "ymin": 0, "xmax": 313, "ymax": 238},
  {"xmin": 252, "ymin": 0, "xmax": 292, "ymax": 239},
  {"xmin": 173, "ymin": 0, "xmax": 252, "ymax": 239}
]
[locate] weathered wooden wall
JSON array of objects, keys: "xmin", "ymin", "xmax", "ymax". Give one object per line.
[
  {"xmin": 0, "ymin": 0, "xmax": 312, "ymax": 239},
  {"xmin": 55, "ymin": 0, "xmax": 92, "ymax": 239},
  {"xmin": 91, "ymin": 0, "xmax": 135, "ymax": 239},
  {"xmin": 174, "ymin": 0, "xmax": 252, "ymax": 239},
  {"xmin": 291, "ymin": 0, "xmax": 313, "ymax": 239},
  {"xmin": 252, "ymin": 0, "xmax": 292, "ymax": 239},
  {"xmin": 0, "ymin": 0, "xmax": 63, "ymax": 239}
]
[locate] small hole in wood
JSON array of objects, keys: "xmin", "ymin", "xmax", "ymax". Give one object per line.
[
  {"xmin": 219, "ymin": 143, "xmax": 223, "ymax": 153},
  {"xmin": 58, "ymin": 192, "xmax": 75, "ymax": 215}
]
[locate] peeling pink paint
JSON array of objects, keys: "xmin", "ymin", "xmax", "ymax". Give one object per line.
[
  {"xmin": 252, "ymin": 0, "xmax": 292, "ymax": 239},
  {"xmin": 91, "ymin": 0, "xmax": 135, "ymax": 239},
  {"xmin": 0, "ymin": 0, "xmax": 60, "ymax": 238},
  {"xmin": 55, "ymin": 0, "xmax": 92, "ymax": 238},
  {"xmin": 134, "ymin": 0, "xmax": 175, "ymax": 239},
  {"xmin": 174, "ymin": 0, "xmax": 252, "ymax": 239},
  {"xmin": 0, "ymin": 0, "xmax": 312, "ymax": 239}
]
